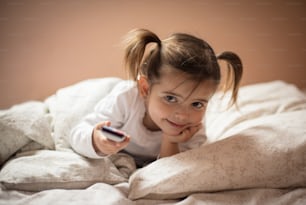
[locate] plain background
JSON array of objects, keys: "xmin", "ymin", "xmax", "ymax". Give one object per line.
[{"xmin": 0, "ymin": 0, "xmax": 305, "ymax": 109}]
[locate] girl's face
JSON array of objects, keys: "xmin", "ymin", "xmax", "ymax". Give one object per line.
[{"xmin": 140, "ymin": 67, "xmax": 217, "ymax": 136}]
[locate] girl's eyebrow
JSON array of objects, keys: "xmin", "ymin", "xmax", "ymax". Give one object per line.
[
  {"xmin": 163, "ymin": 91, "xmax": 182, "ymax": 98},
  {"xmin": 163, "ymin": 91, "xmax": 209, "ymax": 103},
  {"xmin": 194, "ymin": 98, "xmax": 209, "ymax": 103}
]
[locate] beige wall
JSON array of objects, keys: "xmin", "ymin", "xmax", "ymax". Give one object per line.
[{"xmin": 0, "ymin": 0, "xmax": 305, "ymax": 109}]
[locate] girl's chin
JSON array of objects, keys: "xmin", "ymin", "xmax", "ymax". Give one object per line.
[{"xmin": 162, "ymin": 129, "xmax": 182, "ymax": 136}]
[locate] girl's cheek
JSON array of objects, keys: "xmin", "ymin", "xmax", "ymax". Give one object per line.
[
  {"xmin": 148, "ymin": 100, "xmax": 166, "ymax": 117},
  {"xmin": 156, "ymin": 102, "xmax": 174, "ymax": 120},
  {"xmin": 191, "ymin": 110, "xmax": 206, "ymax": 124},
  {"xmin": 155, "ymin": 102, "xmax": 169, "ymax": 116}
]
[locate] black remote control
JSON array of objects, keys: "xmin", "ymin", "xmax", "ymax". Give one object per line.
[{"xmin": 101, "ymin": 126, "xmax": 127, "ymax": 142}]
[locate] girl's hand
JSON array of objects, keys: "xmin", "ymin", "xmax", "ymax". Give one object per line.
[
  {"xmin": 164, "ymin": 123, "xmax": 203, "ymax": 143},
  {"xmin": 159, "ymin": 123, "xmax": 202, "ymax": 158},
  {"xmin": 92, "ymin": 121, "xmax": 130, "ymax": 155}
]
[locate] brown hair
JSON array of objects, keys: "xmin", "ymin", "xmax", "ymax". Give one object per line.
[{"xmin": 123, "ymin": 28, "xmax": 243, "ymax": 106}]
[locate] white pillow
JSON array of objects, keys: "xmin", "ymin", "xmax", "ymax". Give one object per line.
[
  {"xmin": 0, "ymin": 101, "xmax": 53, "ymax": 165},
  {"xmin": 206, "ymin": 81, "xmax": 306, "ymax": 142},
  {"xmin": 45, "ymin": 77, "xmax": 122, "ymax": 150},
  {"xmin": 0, "ymin": 150, "xmax": 136, "ymax": 191},
  {"xmin": 128, "ymin": 110, "xmax": 306, "ymax": 200}
]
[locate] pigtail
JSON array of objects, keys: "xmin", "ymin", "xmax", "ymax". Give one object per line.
[
  {"xmin": 123, "ymin": 29, "xmax": 161, "ymax": 80},
  {"xmin": 217, "ymin": 51, "xmax": 243, "ymax": 106}
]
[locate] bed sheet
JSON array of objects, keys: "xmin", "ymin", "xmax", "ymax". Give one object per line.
[{"xmin": 1, "ymin": 184, "xmax": 305, "ymax": 205}]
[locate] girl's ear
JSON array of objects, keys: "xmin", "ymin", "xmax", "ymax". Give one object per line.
[{"xmin": 137, "ymin": 75, "xmax": 149, "ymax": 97}]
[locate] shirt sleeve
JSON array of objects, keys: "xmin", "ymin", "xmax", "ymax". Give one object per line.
[
  {"xmin": 69, "ymin": 119, "xmax": 102, "ymax": 158},
  {"xmin": 69, "ymin": 81, "xmax": 134, "ymax": 158}
]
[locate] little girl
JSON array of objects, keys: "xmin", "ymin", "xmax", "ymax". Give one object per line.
[{"xmin": 69, "ymin": 28, "xmax": 243, "ymax": 167}]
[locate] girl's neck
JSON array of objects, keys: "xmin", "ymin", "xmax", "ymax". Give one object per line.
[{"xmin": 142, "ymin": 111, "xmax": 160, "ymax": 132}]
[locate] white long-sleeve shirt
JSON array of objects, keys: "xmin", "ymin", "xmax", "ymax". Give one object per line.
[{"xmin": 69, "ymin": 80, "xmax": 206, "ymax": 166}]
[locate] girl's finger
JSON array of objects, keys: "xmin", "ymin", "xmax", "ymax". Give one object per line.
[{"xmin": 95, "ymin": 121, "xmax": 111, "ymax": 129}]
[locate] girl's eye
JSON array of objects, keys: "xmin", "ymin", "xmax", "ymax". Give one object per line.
[
  {"xmin": 164, "ymin": 95, "xmax": 177, "ymax": 103},
  {"xmin": 192, "ymin": 102, "xmax": 205, "ymax": 109}
]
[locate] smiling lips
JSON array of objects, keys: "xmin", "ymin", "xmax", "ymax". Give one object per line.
[{"xmin": 166, "ymin": 119, "xmax": 187, "ymax": 129}]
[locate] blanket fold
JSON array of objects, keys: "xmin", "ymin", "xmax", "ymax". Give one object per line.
[{"xmin": 0, "ymin": 101, "xmax": 54, "ymax": 165}]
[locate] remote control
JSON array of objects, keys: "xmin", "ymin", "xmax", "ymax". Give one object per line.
[{"xmin": 101, "ymin": 126, "xmax": 127, "ymax": 142}]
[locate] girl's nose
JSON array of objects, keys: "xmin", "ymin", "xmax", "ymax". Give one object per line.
[{"xmin": 174, "ymin": 107, "xmax": 189, "ymax": 121}]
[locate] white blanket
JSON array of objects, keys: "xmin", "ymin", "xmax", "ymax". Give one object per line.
[{"xmin": 0, "ymin": 78, "xmax": 306, "ymax": 205}]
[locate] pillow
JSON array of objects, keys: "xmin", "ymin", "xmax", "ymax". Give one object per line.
[
  {"xmin": 45, "ymin": 77, "xmax": 122, "ymax": 150},
  {"xmin": 206, "ymin": 80, "xmax": 306, "ymax": 142},
  {"xmin": 128, "ymin": 110, "xmax": 306, "ymax": 200},
  {"xmin": 0, "ymin": 101, "xmax": 53, "ymax": 165},
  {"xmin": 0, "ymin": 150, "xmax": 136, "ymax": 191}
]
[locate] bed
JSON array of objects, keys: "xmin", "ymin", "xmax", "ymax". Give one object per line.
[{"xmin": 0, "ymin": 77, "xmax": 305, "ymax": 205}]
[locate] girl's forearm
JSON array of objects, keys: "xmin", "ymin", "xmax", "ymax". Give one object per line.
[{"xmin": 159, "ymin": 137, "xmax": 180, "ymax": 158}]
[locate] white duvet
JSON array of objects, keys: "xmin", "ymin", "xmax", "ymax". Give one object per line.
[{"xmin": 0, "ymin": 78, "xmax": 305, "ymax": 205}]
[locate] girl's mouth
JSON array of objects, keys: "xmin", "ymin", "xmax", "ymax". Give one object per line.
[{"xmin": 166, "ymin": 119, "xmax": 187, "ymax": 129}]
